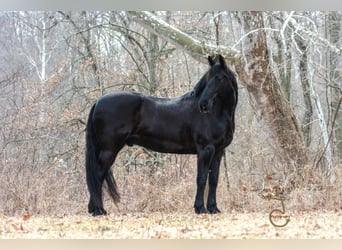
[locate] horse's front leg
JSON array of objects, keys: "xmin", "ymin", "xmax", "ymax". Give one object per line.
[
  {"xmin": 207, "ymin": 150, "xmax": 224, "ymax": 214},
  {"xmin": 194, "ymin": 144, "xmax": 215, "ymax": 214}
]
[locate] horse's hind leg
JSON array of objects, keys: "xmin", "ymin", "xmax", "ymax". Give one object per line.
[{"xmin": 88, "ymin": 148, "xmax": 121, "ymax": 216}]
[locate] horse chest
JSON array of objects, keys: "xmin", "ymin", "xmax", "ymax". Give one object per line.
[{"xmin": 196, "ymin": 114, "xmax": 232, "ymax": 147}]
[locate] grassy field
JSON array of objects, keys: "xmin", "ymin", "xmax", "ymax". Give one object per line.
[{"xmin": 1, "ymin": 211, "xmax": 341, "ymax": 239}]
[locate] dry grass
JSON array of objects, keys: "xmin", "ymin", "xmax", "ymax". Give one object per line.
[
  {"xmin": 1, "ymin": 211, "xmax": 341, "ymax": 239},
  {"xmin": 0, "ymin": 146, "xmax": 341, "ymax": 216},
  {"xmin": 0, "ymin": 116, "xmax": 341, "ymax": 240}
]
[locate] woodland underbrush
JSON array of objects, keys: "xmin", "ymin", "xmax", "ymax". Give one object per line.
[{"xmin": 1, "ymin": 145, "xmax": 340, "ymax": 216}]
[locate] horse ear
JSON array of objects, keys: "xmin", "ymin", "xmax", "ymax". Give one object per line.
[
  {"xmin": 208, "ymin": 56, "xmax": 215, "ymax": 66},
  {"xmin": 219, "ymin": 55, "xmax": 227, "ymax": 69}
]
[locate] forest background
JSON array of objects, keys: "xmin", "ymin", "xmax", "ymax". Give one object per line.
[{"xmin": 0, "ymin": 11, "xmax": 341, "ymax": 216}]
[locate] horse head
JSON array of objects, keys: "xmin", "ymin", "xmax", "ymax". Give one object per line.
[{"xmin": 198, "ymin": 55, "xmax": 237, "ymax": 114}]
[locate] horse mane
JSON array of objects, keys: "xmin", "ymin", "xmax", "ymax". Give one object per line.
[
  {"xmin": 193, "ymin": 73, "xmax": 208, "ymax": 97},
  {"xmin": 226, "ymin": 66, "xmax": 238, "ymax": 105}
]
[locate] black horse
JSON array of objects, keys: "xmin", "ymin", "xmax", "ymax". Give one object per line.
[{"xmin": 86, "ymin": 55, "xmax": 238, "ymax": 216}]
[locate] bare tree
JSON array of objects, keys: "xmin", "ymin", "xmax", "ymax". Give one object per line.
[{"xmin": 12, "ymin": 11, "xmax": 59, "ymax": 83}]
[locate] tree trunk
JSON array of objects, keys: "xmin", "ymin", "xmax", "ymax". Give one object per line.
[
  {"xmin": 328, "ymin": 12, "xmax": 342, "ymax": 160},
  {"xmin": 270, "ymin": 12, "xmax": 292, "ymax": 102},
  {"xmin": 236, "ymin": 11, "xmax": 308, "ymax": 168},
  {"xmin": 295, "ymin": 36, "xmax": 313, "ymax": 147},
  {"xmin": 147, "ymin": 32, "xmax": 158, "ymax": 93}
]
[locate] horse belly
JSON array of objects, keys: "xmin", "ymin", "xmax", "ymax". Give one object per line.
[{"xmin": 126, "ymin": 133, "xmax": 196, "ymax": 154}]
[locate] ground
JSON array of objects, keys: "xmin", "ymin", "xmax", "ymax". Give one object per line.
[{"xmin": 1, "ymin": 211, "xmax": 341, "ymax": 239}]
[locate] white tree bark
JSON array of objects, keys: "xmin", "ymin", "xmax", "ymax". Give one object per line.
[
  {"xmin": 308, "ymin": 70, "xmax": 336, "ymax": 183},
  {"xmin": 18, "ymin": 12, "xmax": 53, "ymax": 82},
  {"xmin": 127, "ymin": 11, "xmax": 239, "ymax": 64},
  {"xmin": 288, "ymin": 16, "xmax": 342, "ymax": 56}
]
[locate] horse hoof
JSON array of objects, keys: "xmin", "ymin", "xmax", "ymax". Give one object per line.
[
  {"xmin": 92, "ymin": 208, "xmax": 107, "ymax": 216},
  {"xmin": 208, "ymin": 207, "xmax": 221, "ymax": 214},
  {"xmin": 194, "ymin": 206, "xmax": 208, "ymax": 214}
]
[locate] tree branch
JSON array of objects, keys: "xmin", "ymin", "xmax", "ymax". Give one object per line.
[
  {"xmin": 289, "ymin": 15, "xmax": 342, "ymax": 56},
  {"xmin": 127, "ymin": 11, "xmax": 240, "ymax": 64}
]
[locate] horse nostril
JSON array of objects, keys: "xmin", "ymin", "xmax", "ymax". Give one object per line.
[{"xmin": 200, "ymin": 102, "xmax": 209, "ymax": 113}]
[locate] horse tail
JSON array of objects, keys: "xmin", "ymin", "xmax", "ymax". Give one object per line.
[
  {"xmin": 85, "ymin": 104, "xmax": 120, "ymax": 208},
  {"xmin": 105, "ymin": 168, "xmax": 120, "ymax": 205},
  {"xmin": 85, "ymin": 104, "xmax": 100, "ymax": 208}
]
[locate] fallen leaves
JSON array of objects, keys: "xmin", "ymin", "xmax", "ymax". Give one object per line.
[
  {"xmin": 0, "ymin": 211, "xmax": 341, "ymax": 239},
  {"xmin": 22, "ymin": 214, "xmax": 31, "ymax": 221}
]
